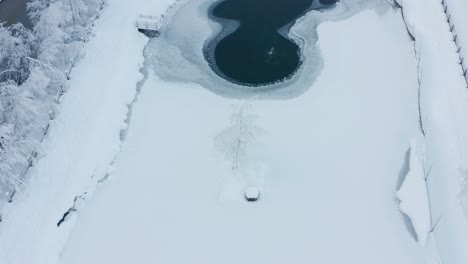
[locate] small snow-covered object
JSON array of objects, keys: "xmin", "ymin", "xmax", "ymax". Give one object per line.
[{"xmin": 244, "ymin": 187, "xmax": 260, "ymax": 202}]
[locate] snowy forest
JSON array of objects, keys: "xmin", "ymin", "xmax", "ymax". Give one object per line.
[{"xmin": 0, "ymin": 0, "xmax": 104, "ymax": 194}]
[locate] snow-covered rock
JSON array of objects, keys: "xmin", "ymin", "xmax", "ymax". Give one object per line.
[{"xmin": 244, "ymin": 187, "xmax": 260, "ymax": 202}]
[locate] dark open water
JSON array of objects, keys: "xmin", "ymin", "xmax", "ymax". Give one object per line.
[
  {"xmin": 209, "ymin": 0, "xmax": 337, "ymax": 86},
  {"xmin": 0, "ymin": 0, "xmax": 32, "ymax": 28}
]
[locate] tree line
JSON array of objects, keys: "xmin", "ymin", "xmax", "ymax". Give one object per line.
[{"xmin": 0, "ymin": 0, "xmax": 105, "ymax": 195}]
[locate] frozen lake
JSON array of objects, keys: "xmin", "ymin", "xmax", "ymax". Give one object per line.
[
  {"xmin": 0, "ymin": 0, "xmax": 432, "ymax": 263},
  {"xmin": 59, "ymin": 1, "xmax": 427, "ymax": 263}
]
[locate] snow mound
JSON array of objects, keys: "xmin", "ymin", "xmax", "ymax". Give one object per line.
[{"xmin": 244, "ymin": 187, "xmax": 260, "ymax": 202}]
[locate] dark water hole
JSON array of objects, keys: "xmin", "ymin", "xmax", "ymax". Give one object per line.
[
  {"xmin": 206, "ymin": 0, "xmax": 337, "ymax": 86},
  {"xmin": 0, "ymin": 0, "xmax": 32, "ymax": 28}
]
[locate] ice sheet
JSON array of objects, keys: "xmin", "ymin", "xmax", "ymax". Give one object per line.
[{"xmin": 148, "ymin": 0, "xmax": 390, "ymax": 99}]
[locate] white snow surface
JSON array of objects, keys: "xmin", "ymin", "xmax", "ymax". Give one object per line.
[
  {"xmin": 398, "ymin": 0, "xmax": 468, "ymax": 263},
  {"xmin": 397, "ymin": 138, "xmax": 430, "ymax": 245}
]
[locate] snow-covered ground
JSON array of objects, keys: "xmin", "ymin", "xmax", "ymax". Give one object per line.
[
  {"xmin": 0, "ymin": 0, "xmax": 460, "ymax": 262},
  {"xmin": 397, "ymin": 0, "xmax": 468, "ymax": 263}
]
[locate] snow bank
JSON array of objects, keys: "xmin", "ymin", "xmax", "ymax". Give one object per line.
[
  {"xmin": 397, "ymin": 0, "xmax": 468, "ymax": 263},
  {"xmin": 397, "ymin": 138, "xmax": 430, "ymax": 245}
]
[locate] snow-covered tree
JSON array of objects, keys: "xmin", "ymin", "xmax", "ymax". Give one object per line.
[
  {"xmin": 0, "ymin": 0, "xmax": 106, "ymax": 194},
  {"xmin": 0, "ymin": 23, "xmax": 35, "ymax": 84},
  {"xmin": 0, "ymin": 79, "xmax": 38, "ymax": 192},
  {"xmin": 215, "ymin": 100, "xmax": 261, "ymax": 173},
  {"xmin": 0, "ymin": 23, "xmax": 37, "ymax": 192}
]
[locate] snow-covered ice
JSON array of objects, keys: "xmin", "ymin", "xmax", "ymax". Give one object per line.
[
  {"xmin": 59, "ymin": 5, "xmax": 427, "ymax": 264},
  {"xmin": 150, "ymin": 0, "xmax": 388, "ymax": 98}
]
